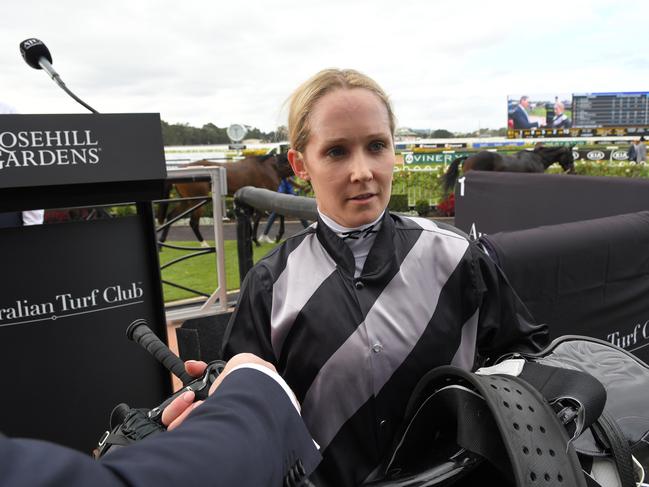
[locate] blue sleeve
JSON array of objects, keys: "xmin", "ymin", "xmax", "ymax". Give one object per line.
[{"xmin": 278, "ymin": 178, "xmax": 294, "ymax": 194}]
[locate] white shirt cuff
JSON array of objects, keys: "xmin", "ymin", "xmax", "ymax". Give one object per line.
[{"xmin": 228, "ymin": 363, "xmax": 301, "ymax": 413}]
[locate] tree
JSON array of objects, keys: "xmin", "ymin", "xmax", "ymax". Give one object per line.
[
  {"xmin": 160, "ymin": 120, "xmax": 276, "ymax": 145},
  {"xmin": 201, "ymin": 123, "xmax": 229, "ymax": 144},
  {"xmin": 430, "ymin": 129, "xmax": 455, "ymax": 139},
  {"xmin": 268, "ymin": 125, "xmax": 288, "ymax": 142}
]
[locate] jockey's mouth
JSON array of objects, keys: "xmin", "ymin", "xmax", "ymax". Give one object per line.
[{"xmin": 349, "ymin": 193, "xmax": 376, "ymax": 201}]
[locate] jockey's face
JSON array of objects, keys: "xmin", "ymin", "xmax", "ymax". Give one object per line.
[{"xmin": 288, "ymin": 88, "xmax": 394, "ymax": 228}]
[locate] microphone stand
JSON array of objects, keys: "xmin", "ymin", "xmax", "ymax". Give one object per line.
[{"xmin": 38, "ymin": 57, "xmax": 99, "ymax": 114}]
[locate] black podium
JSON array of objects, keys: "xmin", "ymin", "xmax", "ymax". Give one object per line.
[{"xmin": 0, "ymin": 113, "xmax": 171, "ymax": 453}]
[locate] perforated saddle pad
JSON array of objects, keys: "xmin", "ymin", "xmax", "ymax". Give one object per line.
[
  {"xmin": 365, "ymin": 336, "xmax": 649, "ymax": 487},
  {"xmin": 365, "ymin": 365, "xmax": 587, "ymax": 487}
]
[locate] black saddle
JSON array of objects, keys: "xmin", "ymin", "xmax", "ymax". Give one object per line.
[{"xmin": 365, "ymin": 336, "xmax": 649, "ymax": 487}]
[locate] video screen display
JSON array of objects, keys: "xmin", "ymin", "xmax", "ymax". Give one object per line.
[
  {"xmin": 507, "ymin": 93, "xmax": 573, "ymax": 136},
  {"xmin": 507, "ymin": 92, "xmax": 649, "ymax": 138},
  {"xmin": 572, "ymin": 92, "xmax": 649, "ymax": 127}
]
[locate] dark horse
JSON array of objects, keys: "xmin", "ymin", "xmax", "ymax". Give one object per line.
[
  {"xmin": 441, "ymin": 146, "xmax": 575, "ymax": 193},
  {"xmin": 157, "ymin": 153, "xmax": 293, "ymax": 246}
]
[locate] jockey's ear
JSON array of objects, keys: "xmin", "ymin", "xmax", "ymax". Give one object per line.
[{"xmin": 287, "ymin": 149, "xmax": 309, "ymax": 180}]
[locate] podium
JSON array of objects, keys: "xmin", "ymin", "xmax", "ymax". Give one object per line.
[{"xmin": 0, "ymin": 113, "xmax": 171, "ymax": 453}]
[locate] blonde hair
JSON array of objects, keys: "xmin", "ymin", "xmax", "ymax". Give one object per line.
[{"xmin": 287, "ymin": 68, "xmax": 396, "ymax": 153}]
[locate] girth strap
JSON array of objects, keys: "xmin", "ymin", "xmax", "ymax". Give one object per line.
[{"xmin": 590, "ymin": 412, "xmax": 636, "ymax": 487}]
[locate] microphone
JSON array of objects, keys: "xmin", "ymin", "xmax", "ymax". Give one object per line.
[{"xmin": 19, "ymin": 38, "xmax": 99, "ymax": 114}]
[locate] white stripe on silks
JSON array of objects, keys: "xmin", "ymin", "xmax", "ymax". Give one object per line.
[
  {"xmin": 270, "ymin": 233, "xmax": 337, "ymax": 359},
  {"xmin": 402, "ymin": 215, "xmax": 468, "ymax": 241},
  {"xmin": 450, "ymin": 308, "xmax": 479, "ymax": 370},
  {"xmin": 302, "ymin": 221, "xmax": 469, "ymax": 450}
]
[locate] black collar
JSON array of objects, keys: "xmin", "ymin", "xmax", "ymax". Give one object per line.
[
  {"xmin": 315, "ymin": 211, "xmax": 396, "ymax": 279},
  {"xmin": 339, "ymin": 224, "xmax": 379, "ymax": 241}
]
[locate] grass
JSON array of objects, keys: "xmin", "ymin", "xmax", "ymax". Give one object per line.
[{"xmin": 158, "ymin": 240, "xmax": 278, "ymax": 303}]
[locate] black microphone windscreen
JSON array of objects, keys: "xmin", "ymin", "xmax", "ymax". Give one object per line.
[{"xmin": 20, "ymin": 38, "xmax": 52, "ymax": 69}]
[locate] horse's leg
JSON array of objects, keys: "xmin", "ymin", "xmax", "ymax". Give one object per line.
[
  {"xmin": 156, "ymin": 182, "xmax": 172, "ymax": 226},
  {"xmin": 157, "ymin": 202, "xmax": 170, "ymax": 241},
  {"xmin": 157, "ymin": 211, "xmax": 169, "ymax": 251},
  {"xmin": 158, "ymin": 201, "xmax": 188, "ymax": 247},
  {"xmin": 189, "ymin": 208, "xmax": 208, "ymax": 247},
  {"xmin": 259, "ymin": 212, "xmax": 277, "ymax": 244},
  {"xmin": 252, "ymin": 211, "xmax": 262, "ymax": 247},
  {"xmin": 276, "ymin": 215, "xmax": 285, "ymax": 243},
  {"xmin": 156, "ymin": 183, "xmax": 175, "ymax": 250},
  {"xmin": 159, "ymin": 220, "xmax": 170, "ymax": 244}
]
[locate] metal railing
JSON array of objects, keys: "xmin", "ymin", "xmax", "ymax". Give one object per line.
[
  {"xmin": 233, "ymin": 187, "xmax": 317, "ymax": 279},
  {"xmin": 156, "ymin": 166, "xmax": 230, "ymax": 324}
]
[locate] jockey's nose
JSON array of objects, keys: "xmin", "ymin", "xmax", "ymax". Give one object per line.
[{"xmin": 349, "ymin": 151, "xmax": 373, "ymax": 183}]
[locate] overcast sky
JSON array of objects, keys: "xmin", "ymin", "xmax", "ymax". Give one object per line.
[{"xmin": 2, "ymin": 0, "xmax": 648, "ymax": 134}]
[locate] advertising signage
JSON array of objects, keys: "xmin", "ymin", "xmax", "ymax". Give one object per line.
[
  {"xmin": 507, "ymin": 92, "xmax": 649, "ymax": 139},
  {"xmin": 0, "ymin": 113, "xmax": 166, "ymax": 189},
  {"xmin": 0, "ymin": 217, "xmax": 170, "ymax": 452},
  {"xmin": 0, "ymin": 111, "xmax": 169, "ymax": 453},
  {"xmin": 403, "ymin": 152, "xmax": 467, "ymax": 164}
]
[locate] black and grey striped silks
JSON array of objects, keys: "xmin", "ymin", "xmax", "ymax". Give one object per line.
[{"xmin": 223, "ymin": 211, "xmax": 547, "ymax": 487}]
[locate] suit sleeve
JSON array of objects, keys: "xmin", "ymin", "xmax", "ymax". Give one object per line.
[
  {"xmin": 510, "ymin": 108, "xmax": 526, "ymax": 129},
  {"xmin": 102, "ymin": 367, "xmax": 321, "ymax": 487},
  {"xmin": 0, "ymin": 436, "xmax": 123, "ymax": 487},
  {"xmin": 221, "ymin": 264, "xmax": 276, "ymax": 363},
  {"xmin": 0, "ymin": 368, "xmax": 320, "ymax": 487},
  {"xmin": 511, "ymin": 107, "xmax": 538, "ymax": 129},
  {"xmin": 472, "ymin": 243, "xmax": 549, "ymax": 363}
]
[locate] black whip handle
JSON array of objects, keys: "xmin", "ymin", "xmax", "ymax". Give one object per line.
[{"xmin": 126, "ymin": 319, "xmax": 193, "ymax": 386}]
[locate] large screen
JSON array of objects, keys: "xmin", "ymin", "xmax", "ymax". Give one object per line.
[
  {"xmin": 572, "ymin": 92, "xmax": 649, "ymax": 127},
  {"xmin": 507, "ymin": 92, "xmax": 649, "ymax": 138}
]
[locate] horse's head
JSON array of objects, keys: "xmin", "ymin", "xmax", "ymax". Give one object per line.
[
  {"xmin": 272, "ymin": 152, "xmax": 294, "ymax": 178},
  {"xmin": 535, "ymin": 146, "xmax": 575, "ymax": 174},
  {"xmin": 557, "ymin": 147, "xmax": 575, "ymax": 174}
]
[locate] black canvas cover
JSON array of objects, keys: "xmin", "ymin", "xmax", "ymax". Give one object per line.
[
  {"xmin": 480, "ymin": 211, "xmax": 649, "ymax": 362},
  {"xmin": 454, "ymin": 171, "xmax": 649, "ymax": 238}
]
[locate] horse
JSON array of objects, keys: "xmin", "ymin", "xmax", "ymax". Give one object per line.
[
  {"xmin": 157, "ymin": 152, "xmax": 294, "ymax": 247},
  {"xmin": 441, "ymin": 145, "xmax": 575, "ymax": 194}
]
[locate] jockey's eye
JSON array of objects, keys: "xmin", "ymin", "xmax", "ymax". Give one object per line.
[
  {"xmin": 369, "ymin": 140, "xmax": 387, "ymax": 152},
  {"xmin": 326, "ymin": 146, "xmax": 346, "ymax": 158}
]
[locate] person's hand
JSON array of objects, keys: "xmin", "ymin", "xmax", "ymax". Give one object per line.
[
  {"xmin": 161, "ymin": 354, "xmax": 277, "ymax": 430},
  {"xmin": 161, "ymin": 359, "xmax": 208, "ymax": 430},
  {"xmin": 185, "ymin": 359, "xmax": 208, "ymax": 378},
  {"xmin": 162, "ymin": 390, "xmax": 203, "ymax": 431}
]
